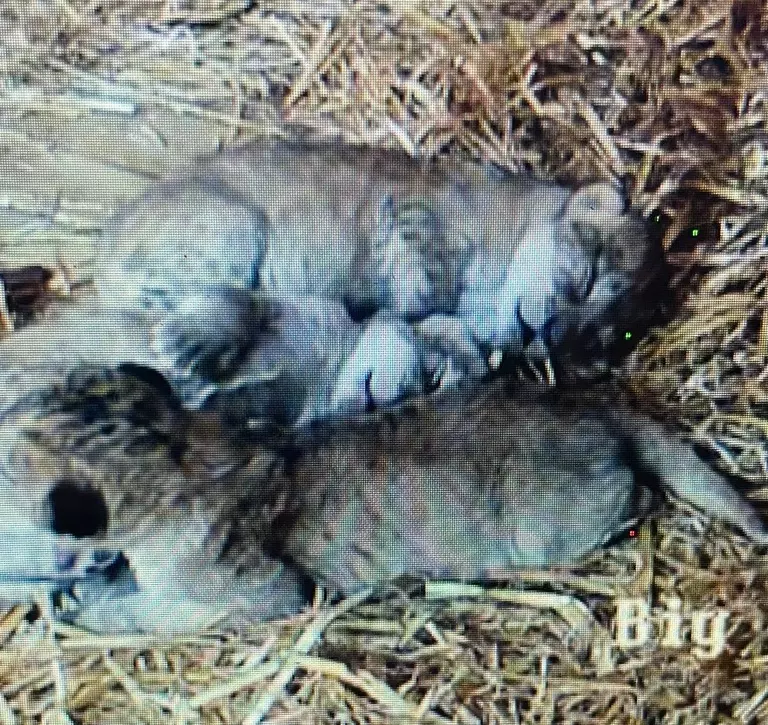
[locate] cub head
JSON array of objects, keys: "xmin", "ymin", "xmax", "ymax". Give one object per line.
[{"xmin": 552, "ymin": 182, "xmax": 670, "ymax": 378}]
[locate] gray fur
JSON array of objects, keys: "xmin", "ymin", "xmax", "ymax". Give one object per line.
[{"xmin": 0, "ymin": 289, "xmax": 480, "ymax": 427}]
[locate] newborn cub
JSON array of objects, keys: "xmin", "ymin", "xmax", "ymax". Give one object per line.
[
  {"xmin": 281, "ymin": 381, "xmax": 768, "ymax": 593},
  {"xmin": 0, "ymin": 368, "xmax": 762, "ymax": 634},
  {"xmin": 97, "ymin": 138, "xmax": 665, "ymax": 375},
  {"xmin": 0, "ymin": 289, "xmax": 485, "ymax": 427}
]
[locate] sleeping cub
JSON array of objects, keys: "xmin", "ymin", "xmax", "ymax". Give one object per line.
[
  {"xmin": 96, "ymin": 138, "xmax": 666, "ymax": 375},
  {"xmin": 0, "ymin": 288, "xmax": 485, "ymax": 427},
  {"xmin": 0, "ymin": 369, "xmax": 761, "ymax": 633}
]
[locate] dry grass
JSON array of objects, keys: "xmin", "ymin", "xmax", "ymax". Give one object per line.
[{"xmin": 0, "ymin": 0, "xmax": 767, "ymax": 722}]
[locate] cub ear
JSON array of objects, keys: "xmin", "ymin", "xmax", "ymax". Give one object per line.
[
  {"xmin": 116, "ymin": 363, "xmax": 177, "ymax": 399},
  {"xmin": 564, "ymin": 181, "xmax": 628, "ymax": 221},
  {"xmin": 481, "ymin": 160, "xmax": 513, "ymax": 181}
]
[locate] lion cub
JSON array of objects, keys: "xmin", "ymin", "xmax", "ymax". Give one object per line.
[
  {"xmin": 96, "ymin": 138, "xmax": 665, "ymax": 375},
  {"xmin": 0, "ymin": 369, "xmax": 761, "ymax": 634},
  {"xmin": 0, "ymin": 288, "xmax": 485, "ymax": 427}
]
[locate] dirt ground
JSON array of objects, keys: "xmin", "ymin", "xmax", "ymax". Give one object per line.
[{"xmin": 0, "ymin": 1, "xmax": 767, "ymax": 723}]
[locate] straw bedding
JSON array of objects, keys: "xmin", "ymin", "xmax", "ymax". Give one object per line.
[{"xmin": 0, "ymin": 0, "xmax": 767, "ymax": 722}]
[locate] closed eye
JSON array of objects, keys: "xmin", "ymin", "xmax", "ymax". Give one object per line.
[
  {"xmin": 568, "ymin": 252, "xmax": 600, "ymax": 303},
  {"xmin": 424, "ymin": 364, "xmax": 445, "ymax": 394},
  {"xmin": 364, "ymin": 371, "xmax": 376, "ymax": 412}
]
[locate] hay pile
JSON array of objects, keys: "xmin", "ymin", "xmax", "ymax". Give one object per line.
[{"xmin": 0, "ymin": 0, "xmax": 767, "ymax": 722}]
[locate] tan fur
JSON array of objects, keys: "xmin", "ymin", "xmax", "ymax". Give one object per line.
[{"xmin": 0, "ymin": 371, "xmax": 761, "ymax": 633}]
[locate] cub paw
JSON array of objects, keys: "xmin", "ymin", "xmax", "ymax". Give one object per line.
[
  {"xmin": 151, "ymin": 287, "xmax": 265, "ymax": 381},
  {"xmin": 414, "ymin": 314, "xmax": 487, "ymax": 392},
  {"xmin": 331, "ymin": 317, "xmax": 423, "ymax": 414}
]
